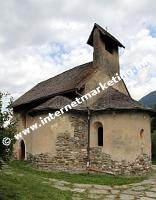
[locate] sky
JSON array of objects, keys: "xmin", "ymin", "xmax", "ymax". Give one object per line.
[{"xmin": 0, "ymin": 0, "xmax": 156, "ymax": 101}]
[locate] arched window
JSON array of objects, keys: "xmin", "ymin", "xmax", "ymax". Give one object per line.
[
  {"xmin": 98, "ymin": 127, "xmax": 103, "ymax": 146},
  {"xmin": 140, "ymin": 129, "xmax": 144, "ymax": 139},
  {"xmin": 92, "ymin": 122, "xmax": 103, "ymax": 147}
]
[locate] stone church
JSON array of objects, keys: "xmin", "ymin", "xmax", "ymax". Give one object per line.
[{"xmin": 13, "ymin": 23, "xmax": 154, "ymax": 175}]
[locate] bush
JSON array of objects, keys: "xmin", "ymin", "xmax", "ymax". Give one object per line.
[
  {"xmin": 0, "ymin": 92, "xmax": 17, "ymax": 161},
  {"xmin": 151, "ymin": 116, "xmax": 156, "ymax": 133},
  {"xmin": 152, "ymin": 130, "xmax": 156, "ymax": 162}
]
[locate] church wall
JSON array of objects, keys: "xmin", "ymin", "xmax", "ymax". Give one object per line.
[
  {"xmin": 89, "ymin": 111, "xmax": 151, "ymax": 175},
  {"xmin": 84, "ymin": 71, "xmax": 129, "ymax": 105},
  {"xmin": 90, "ymin": 112, "xmax": 151, "ymax": 161},
  {"xmin": 13, "ymin": 112, "xmax": 32, "ymax": 160},
  {"xmin": 27, "ymin": 113, "xmax": 75, "ymax": 155},
  {"xmin": 14, "ymin": 112, "xmax": 89, "ymax": 171},
  {"xmin": 13, "ymin": 110, "xmax": 151, "ymax": 175},
  {"xmin": 14, "ymin": 112, "xmax": 77, "ymax": 157}
]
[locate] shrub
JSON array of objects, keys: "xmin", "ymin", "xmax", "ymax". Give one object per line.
[
  {"xmin": 0, "ymin": 92, "xmax": 17, "ymax": 161},
  {"xmin": 152, "ymin": 130, "xmax": 156, "ymax": 162}
]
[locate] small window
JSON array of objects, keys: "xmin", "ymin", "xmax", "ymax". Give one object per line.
[
  {"xmin": 140, "ymin": 129, "xmax": 144, "ymax": 139},
  {"xmin": 21, "ymin": 113, "xmax": 26, "ymax": 128},
  {"xmin": 98, "ymin": 127, "xmax": 103, "ymax": 146},
  {"xmin": 105, "ymin": 39, "xmax": 114, "ymax": 54}
]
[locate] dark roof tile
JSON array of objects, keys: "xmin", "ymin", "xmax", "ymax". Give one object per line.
[
  {"xmin": 90, "ymin": 87, "xmax": 154, "ymax": 113},
  {"xmin": 13, "ymin": 62, "xmax": 95, "ymax": 107},
  {"xmin": 28, "ymin": 87, "xmax": 155, "ymax": 115}
]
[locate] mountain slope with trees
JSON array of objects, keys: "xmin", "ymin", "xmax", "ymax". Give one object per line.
[{"xmin": 140, "ymin": 91, "xmax": 156, "ymax": 109}]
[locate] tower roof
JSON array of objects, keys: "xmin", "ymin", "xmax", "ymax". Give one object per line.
[{"xmin": 87, "ymin": 23, "xmax": 125, "ymax": 48}]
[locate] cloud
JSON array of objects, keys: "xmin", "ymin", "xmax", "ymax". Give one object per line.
[
  {"xmin": 0, "ymin": 0, "xmax": 156, "ymax": 101},
  {"xmin": 120, "ymin": 26, "xmax": 156, "ymax": 99}
]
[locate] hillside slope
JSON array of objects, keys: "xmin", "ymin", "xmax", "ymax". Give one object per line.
[{"xmin": 140, "ymin": 91, "xmax": 156, "ymax": 109}]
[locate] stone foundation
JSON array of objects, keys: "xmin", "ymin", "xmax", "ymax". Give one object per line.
[
  {"xmin": 27, "ymin": 151, "xmax": 151, "ymax": 176},
  {"xmin": 89, "ymin": 147, "xmax": 151, "ymax": 176}
]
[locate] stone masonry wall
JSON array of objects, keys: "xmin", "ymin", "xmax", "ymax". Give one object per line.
[
  {"xmin": 26, "ymin": 113, "xmax": 151, "ymax": 176},
  {"xmin": 27, "ymin": 114, "xmax": 88, "ymax": 171},
  {"xmin": 89, "ymin": 147, "xmax": 151, "ymax": 176}
]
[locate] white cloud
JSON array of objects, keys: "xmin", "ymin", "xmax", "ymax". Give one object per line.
[
  {"xmin": 120, "ymin": 26, "xmax": 156, "ymax": 99},
  {"xmin": 0, "ymin": 0, "xmax": 156, "ymax": 101}
]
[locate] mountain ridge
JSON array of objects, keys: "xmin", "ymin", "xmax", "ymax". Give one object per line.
[{"xmin": 139, "ymin": 90, "xmax": 156, "ymax": 109}]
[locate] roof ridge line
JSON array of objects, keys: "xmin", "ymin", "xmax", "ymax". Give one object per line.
[{"xmin": 37, "ymin": 61, "xmax": 93, "ymax": 86}]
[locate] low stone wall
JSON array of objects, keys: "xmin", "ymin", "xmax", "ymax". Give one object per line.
[
  {"xmin": 27, "ymin": 146, "xmax": 151, "ymax": 176},
  {"xmin": 27, "ymin": 150, "xmax": 151, "ymax": 176},
  {"xmin": 89, "ymin": 147, "xmax": 151, "ymax": 176}
]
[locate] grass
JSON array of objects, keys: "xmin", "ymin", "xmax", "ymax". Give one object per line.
[
  {"xmin": 0, "ymin": 160, "xmax": 148, "ymax": 200},
  {"xmin": 10, "ymin": 161, "xmax": 147, "ymax": 185},
  {"xmin": 0, "ymin": 173, "xmax": 73, "ymax": 200}
]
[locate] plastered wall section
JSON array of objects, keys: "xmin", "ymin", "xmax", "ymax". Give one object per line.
[
  {"xmin": 14, "ymin": 112, "xmax": 75, "ymax": 157},
  {"xmin": 90, "ymin": 111, "xmax": 151, "ymax": 162}
]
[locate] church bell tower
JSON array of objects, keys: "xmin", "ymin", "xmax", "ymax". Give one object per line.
[{"xmin": 87, "ymin": 23, "xmax": 125, "ymax": 77}]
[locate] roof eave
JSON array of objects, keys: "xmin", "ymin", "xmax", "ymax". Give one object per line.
[
  {"xmin": 13, "ymin": 88, "xmax": 79, "ymax": 109},
  {"xmin": 90, "ymin": 107, "xmax": 156, "ymax": 115}
]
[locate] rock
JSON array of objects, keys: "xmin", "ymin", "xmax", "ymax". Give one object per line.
[
  {"xmin": 145, "ymin": 191, "xmax": 156, "ymax": 198},
  {"xmin": 89, "ymin": 188, "xmax": 110, "ymax": 195}
]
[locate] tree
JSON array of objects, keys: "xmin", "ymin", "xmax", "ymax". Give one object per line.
[
  {"xmin": 0, "ymin": 92, "xmax": 16, "ymax": 161},
  {"xmin": 151, "ymin": 104, "xmax": 156, "ymax": 162},
  {"xmin": 152, "ymin": 130, "xmax": 156, "ymax": 161},
  {"xmin": 151, "ymin": 104, "xmax": 156, "ymax": 133}
]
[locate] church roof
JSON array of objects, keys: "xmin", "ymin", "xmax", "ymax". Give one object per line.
[
  {"xmin": 29, "ymin": 96, "xmax": 86, "ymax": 114},
  {"xmin": 90, "ymin": 87, "xmax": 154, "ymax": 113},
  {"xmin": 13, "ymin": 62, "xmax": 95, "ymax": 108},
  {"xmin": 87, "ymin": 23, "xmax": 125, "ymax": 48},
  {"xmin": 29, "ymin": 87, "xmax": 154, "ymax": 115}
]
